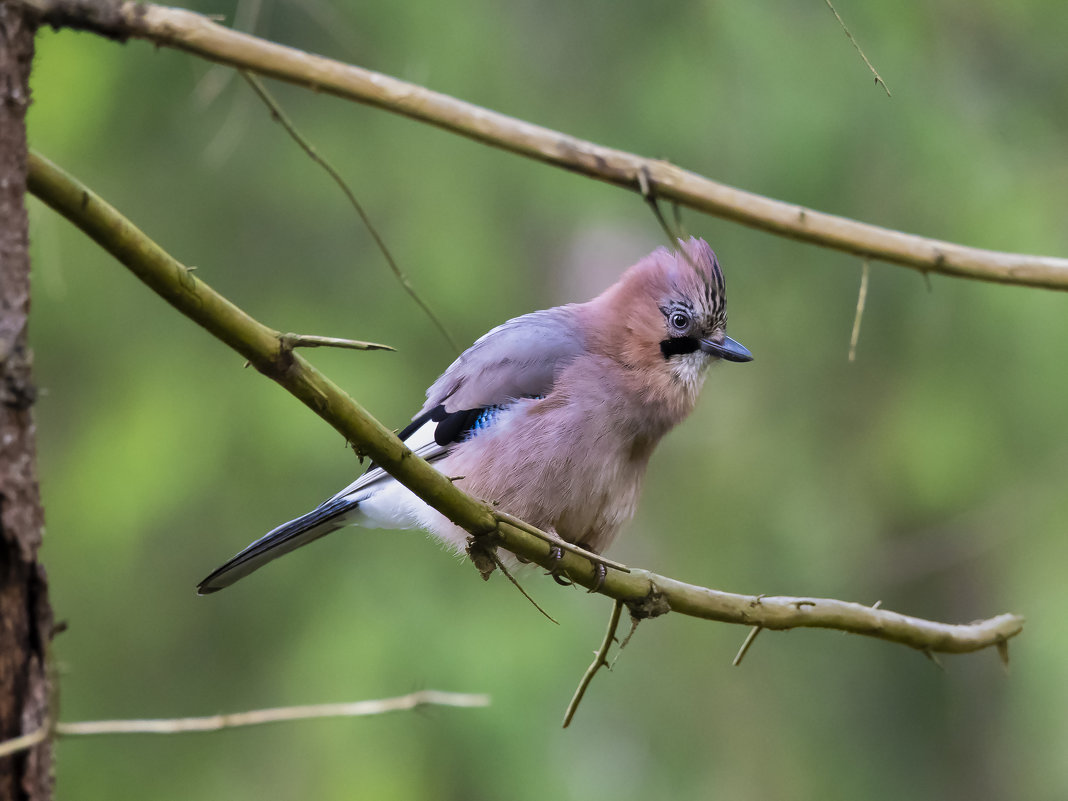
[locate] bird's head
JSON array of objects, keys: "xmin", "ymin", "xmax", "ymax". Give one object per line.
[{"xmin": 591, "ymin": 238, "xmax": 752, "ymax": 393}]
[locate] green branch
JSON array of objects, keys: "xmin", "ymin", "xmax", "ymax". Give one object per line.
[{"xmin": 27, "ymin": 149, "xmax": 1024, "ymax": 657}]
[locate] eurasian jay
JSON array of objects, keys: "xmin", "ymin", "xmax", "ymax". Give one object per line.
[{"xmin": 198, "ymin": 237, "xmax": 751, "ymax": 594}]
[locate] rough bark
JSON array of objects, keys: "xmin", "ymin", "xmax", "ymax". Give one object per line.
[{"xmin": 0, "ymin": 3, "xmax": 52, "ymax": 799}]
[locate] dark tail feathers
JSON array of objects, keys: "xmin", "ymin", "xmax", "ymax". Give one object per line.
[{"xmin": 197, "ymin": 496, "xmax": 359, "ymax": 595}]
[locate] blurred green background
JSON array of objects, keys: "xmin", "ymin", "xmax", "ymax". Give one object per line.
[{"xmin": 25, "ymin": 0, "xmax": 1068, "ymax": 798}]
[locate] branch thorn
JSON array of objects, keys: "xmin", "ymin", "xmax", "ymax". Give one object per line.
[
  {"xmin": 922, "ymin": 649, "xmax": 946, "ymax": 672},
  {"xmin": 996, "ymin": 640, "xmax": 1010, "ymax": 672}
]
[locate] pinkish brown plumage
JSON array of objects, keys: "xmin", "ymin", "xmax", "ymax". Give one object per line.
[{"xmin": 198, "ymin": 238, "xmax": 750, "ymax": 594}]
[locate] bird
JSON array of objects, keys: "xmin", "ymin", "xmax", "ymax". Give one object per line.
[{"xmin": 197, "ymin": 237, "xmax": 751, "ymax": 595}]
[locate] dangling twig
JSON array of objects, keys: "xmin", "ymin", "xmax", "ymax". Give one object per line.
[
  {"xmin": 732, "ymin": 625, "xmax": 764, "ymax": 666},
  {"xmin": 824, "ymin": 0, "xmax": 892, "ymax": 97},
  {"xmin": 638, "ymin": 167, "xmax": 685, "ymax": 244},
  {"xmin": 848, "ymin": 260, "xmax": 870, "ymax": 362},
  {"xmin": 240, "ymin": 71, "xmax": 460, "ymax": 355},
  {"xmin": 638, "ymin": 168, "xmax": 713, "ymax": 292},
  {"xmin": 487, "ymin": 548, "xmax": 559, "ymax": 625}
]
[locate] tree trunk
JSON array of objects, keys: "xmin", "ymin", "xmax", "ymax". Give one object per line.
[{"xmin": 0, "ymin": 3, "xmax": 53, "ymax": 799}]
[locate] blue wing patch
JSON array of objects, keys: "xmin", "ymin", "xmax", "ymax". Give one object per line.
[{"xmin": 430, "ymin": 404, "xmax": 505, "ymax": 446}]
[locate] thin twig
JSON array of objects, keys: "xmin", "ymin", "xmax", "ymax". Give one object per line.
[
  {"xmin": 732, "ymin": 625, "xmax": 764, "ymax": 666},
  {"xmin": 647, "ymin": 196, "xmax": 679, "ymax": 243},
  {"xmin": 638, "ymin": 168, "xmax": 683, "ymax": 243},
  {"xmin": 487, "ymin": 548, "xmax": 559, "ymax": 625},
  {"xmin": 494, "ymin": 510, "xmax": 629, "ymax": 573},
  {"xmin": 0, "ymin": 692, "xmax": 488, "ymax": 757},
  {"xmin": 26, "ymin": 149, "xmax": 1026, "ymax": 658},
  {"xmin": 638, "ymin": 168, "xmax": 711, "ymax": 290},
  {"xmin": 240, "ymin": 71, "xmax": 460, "ymax": 354},
  {"xmin": 562, "ymin": 599, "xmax": 624, "ymax": 728},
  {"xmin": 56, "ymin": 692, "xmax": 489, "ymax": 736},
  {"xmin": 280, "ymin": 333, "xmax": 395, "ymax": 352},
  {"xmin": 824, "ymin": 0, "xmax": 892, "ymax": 97},
  {"xmin": 0, "ymin": 725, "xmax": 49, "ymax": 759},
  {"xmin": 671, "ymin": 202, "xmax": 689, "ymax": 240},
  {"xmin": 848, "ymin": 260, "xmax": 870, "ymax": 362}
]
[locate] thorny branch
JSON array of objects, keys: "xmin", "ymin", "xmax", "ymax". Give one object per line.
[
  {"xmin": 27, "ymin": 150, "xmax": 1025, "ymax": 662},
  {"xmin": 19, "ymin": 0, "xmax": 1068, "ymax": 290},
  {"xmin": 563, "ymin": 599, "xmax": 624, "ymax": 728}
]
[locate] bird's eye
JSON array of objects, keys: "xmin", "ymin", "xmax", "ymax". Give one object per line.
[{"xmin": 670, "ymin": 312, "xmax": 689, "ymax": 330}]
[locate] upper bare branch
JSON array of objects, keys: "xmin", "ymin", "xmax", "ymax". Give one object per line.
[{"xmin": 23, "ymin": 0, "xmax": 1068, "ymax": 290}]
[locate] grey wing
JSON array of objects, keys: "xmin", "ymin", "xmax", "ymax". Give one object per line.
[
  {"xmin": 419, "ymin": 304, "xmax": 585, "ymax": 415},
  {"xmin": 327, "ymin": 305, "xmax": 583, "ymax": 504}
]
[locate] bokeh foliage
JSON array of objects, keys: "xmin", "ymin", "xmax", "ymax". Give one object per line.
[{"xmin": 26, "ymin": 1, "xmax": 1067, "ymax": 799}]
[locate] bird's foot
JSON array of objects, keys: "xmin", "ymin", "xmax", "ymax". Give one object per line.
[
  {"xmin": 573, "ymin": 541, "xmax": 607, "ymax": 593},
  {"xmin": 543, "ymin": 543, "xmax": 608, "ymax": 591}
]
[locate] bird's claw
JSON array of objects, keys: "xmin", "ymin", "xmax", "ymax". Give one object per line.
[
  {"xmin": 587, "ymin": 562, "xmax": 607, "ymax": 593},
  {"xmin": 544, "ymin": 545, "xmax": 576, "ymax": 586},
  {"xmin": 546, "ymin": 545, "xmax": 564, "ymax": 570}
]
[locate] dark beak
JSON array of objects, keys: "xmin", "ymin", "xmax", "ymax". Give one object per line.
[{"xmin": 699, "ymin": 335, "xmax": 753, "ymax": 363}]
